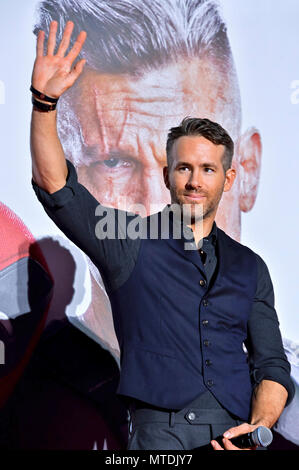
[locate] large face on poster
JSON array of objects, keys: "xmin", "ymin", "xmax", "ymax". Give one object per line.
[{"xmin": 49, "ymin": 1, "xmax": 260, "ymax": 241}]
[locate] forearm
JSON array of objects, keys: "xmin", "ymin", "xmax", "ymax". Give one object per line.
[
  {"xmin": 30, "ymin": 108, "xmax": 68, "ymax": 194},
  {"xmin": 30, "ymin": 20, "xmax": 86, "ymax": 193},
  {"xmin": 211, "ymin": 379, "xmax": 289, "ymax": 450},
  {"xmin": 250, "ymin": 379, "xmax": 288, "ymax": 428}
]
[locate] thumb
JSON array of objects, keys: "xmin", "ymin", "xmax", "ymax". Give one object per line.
[
  {"xmin": 223, "ymin": 423, "xmax": 254, "ymax": 439},
  {"xmin": 68, "ymin": 58, "xmax": 86, "ymax": 83}
]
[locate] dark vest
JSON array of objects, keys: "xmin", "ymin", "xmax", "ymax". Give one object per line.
[{"xmin": 109, "ymin": 211, "xmax": 258, "ymax": 421}]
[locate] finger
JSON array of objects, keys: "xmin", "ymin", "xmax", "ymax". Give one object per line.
[
  {"xmin": 47, "ymin": 20, "xmax": 58, "ymax": 55},
  {"xmin": 66, "ymin": 58, "xmax": 86, "ymax": 86},
  {"xmin": 56, "ymin": 21, "xmax": 74, "ymax": 57},
  {"xmin": 36, "ymin": 30, "xmax": 45, "ymax": 57},
  {"xmin": 223, "ymin": 423, "xmax": 253, "ymax": 439},
  {"xmin": 65, "ymin": 31, "xmax": 87, "ymax": 65},
  {"xmin": 210, "ymin": 440, "xmax": 224, "ymax": 451}
]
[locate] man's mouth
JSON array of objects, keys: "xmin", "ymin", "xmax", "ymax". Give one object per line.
[{"xmin": 184, "ymin": 193, "xmax": 206, "ymax": 201}]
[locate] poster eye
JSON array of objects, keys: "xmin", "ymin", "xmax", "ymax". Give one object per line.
[
  {"xmin": 103, "ymin": 158, "xmax": 133, "ymax": 168},
  {"xmin": 103, "ymin": 158, "xmax": 120, "ymax": 168}
]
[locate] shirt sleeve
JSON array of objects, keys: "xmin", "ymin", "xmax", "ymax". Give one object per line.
[
  {"xmin": 31, "ymin": 159, "xmax": 141, "ymax": 293},
  {"xmin": 245, "ymin": 253, "xmax": 295, "ymax": 406}
]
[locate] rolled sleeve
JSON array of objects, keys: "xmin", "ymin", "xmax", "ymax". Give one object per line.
[
  {"xmin": 31, "ymin": 159, "xmax": 141, "ymax": 293},
  {"xmin": 31, "ymin": 159, "xmax": 78, "ymax": 210},
  {"xmin": 246, "ymin": 253, "xmax": 295, "ymax": 406},
  {"xmin": 31, "ymin": 159, "xmax": 106, "ymax": 275}
]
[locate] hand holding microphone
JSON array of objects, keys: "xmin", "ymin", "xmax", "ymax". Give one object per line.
[
  {"xmin": 211, "ymin": 424, "xmax": 273, "ymax": 450},
  {"xmin": 227, "ymin": 426, "xmax": 273, "ymax": 448}
]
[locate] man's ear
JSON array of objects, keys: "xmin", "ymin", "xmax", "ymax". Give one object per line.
[
  {"xmin": 163, "ymin": 166, "xmax": 170, "ymax": 189},
  {"xmin": 236, "ymin": 127, "xmax": 262, "ymax": 212}
]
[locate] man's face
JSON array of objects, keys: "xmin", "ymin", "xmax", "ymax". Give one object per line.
[
  {"xmin": 164, "ymin": 135, "xmax": 232, "ymax": 223},
  {"xmin": 72, "ymin": 58, "xmax": 241, "ymax": 234}
]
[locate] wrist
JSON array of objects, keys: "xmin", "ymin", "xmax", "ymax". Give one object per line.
[
  {"xmin": 32, "ymin": 95, "xmax": 57, "ymax": 112},
  {"xmin": 32, "ymin": 95, "xmax": 55, "ymax": 105},
  {"xmin": 30, "ymin": 85, "xmax": 59, "ymax": 112},
  {"xmin": 250, "ymin": 419, "xmax": 272, "ymax": 428},
  {"xmin": 30, "ymin": 85, "xmax": 59, "ymax": 103}
]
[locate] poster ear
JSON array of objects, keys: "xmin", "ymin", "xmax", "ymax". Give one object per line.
[{"xmin": 236, "ymin": 128, "xmax": 262, "ymax": 212}]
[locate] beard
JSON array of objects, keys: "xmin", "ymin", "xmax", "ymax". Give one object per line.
[{"xmin": 170, "ymin": 185, "xmax": 225, "ymax": 225}]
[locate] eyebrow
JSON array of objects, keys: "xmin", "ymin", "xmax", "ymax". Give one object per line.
[
  {"xmin": 175, "ymin": 161, "xmax": 218, "ymax": 169},
  {"xmin": 84, "ymin": 145, "xmax": 137, "ymax": 162}
]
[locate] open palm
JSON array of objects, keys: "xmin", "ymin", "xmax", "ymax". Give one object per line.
[{"xmin": 31, "ymin": 20, "xmax": 87, "ymax": 99}]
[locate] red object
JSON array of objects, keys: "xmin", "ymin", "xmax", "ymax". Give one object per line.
[{"xmin": 0, "ymin": 202, "xmax": 53, "ymax": 407}]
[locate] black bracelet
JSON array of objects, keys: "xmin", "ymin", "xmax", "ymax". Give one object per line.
[
  {"xmin": 30, "ymin": 85, "xmax": 59, "ymax": 103},
  {"xmin": 32, "ymin": 95, "xmax": 57, "ymax": 112}
]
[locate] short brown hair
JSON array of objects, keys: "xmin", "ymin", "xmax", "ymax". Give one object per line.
[{"xmin": 166, "ymin": 117, "xmax": 234, "ymax": 172}]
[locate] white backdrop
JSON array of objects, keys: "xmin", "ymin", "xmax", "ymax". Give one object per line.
[{"xmin": 221, "ymin": 0, "xmax": 299, "ymax": 343}]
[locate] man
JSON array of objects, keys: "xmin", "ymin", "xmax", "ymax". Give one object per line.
[
  {"xmin": 32, "ymin": 1, "xmax": 298, "ymax": 446},
  {"xmin": 29, "ymin": 20, "xmax": 294, "ymax": 450}
]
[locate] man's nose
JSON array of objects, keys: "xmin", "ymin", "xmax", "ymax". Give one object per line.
[
  {"xmin": 186, "ymin": 170, "xmax": 202, "ymax": 190},
  {"xmin": 140, "ymin": 169, "xmax": 170, "ymax": 214}
]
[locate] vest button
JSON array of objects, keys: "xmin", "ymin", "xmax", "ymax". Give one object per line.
[
  {"xmin": 202, "ymin": 299, "xmax": 209, "ymax": 307},
  {"xmin": 199, "ymin": 279, "xmax": 206, "ymax": 287},
  {"xmin": 205, "ymin": 359, "xmax": 212, "ymax": 366},
  {"xmin": 207, "ymin": 380, "xmax": 214, "ymax": 387},
  {"xmin": 202, "ymin": 320, "xmax": 209, "ymax": 326},
  {"xmin": 188, "ymin": 412, "xmax": 196, "ymax": 421},
  {"xmin": 203, "ymin": 340, "xmax": 210, "ymax": 346}
]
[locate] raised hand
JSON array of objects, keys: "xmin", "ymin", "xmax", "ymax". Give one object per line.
[{"xmin": 31, "ymin": 20, "xmax": 87, "ymax": 100}]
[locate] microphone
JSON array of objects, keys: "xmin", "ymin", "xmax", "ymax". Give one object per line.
[{"xmin": 229, "ymin": 426, "xmax": 273, "ymax": 448}]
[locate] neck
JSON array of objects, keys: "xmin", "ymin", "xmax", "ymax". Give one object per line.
[{"xmin": 188, "ymin": 215, "xmax": 215, "ymax": 246}]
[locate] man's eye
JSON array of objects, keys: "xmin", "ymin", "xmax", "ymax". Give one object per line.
[
  {"xmin": 205, "ymin": 167, "xmax": 214, "ymax": 172},
  {"xmin": 178, "ymin": 166, "xmax": 189, "ymax": 172},
  {"xmin": 103, "ymin": 158, "xmax": 132, "ymax": 168}
]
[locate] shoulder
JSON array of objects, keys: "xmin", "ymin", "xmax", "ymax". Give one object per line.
[
  {"xmin": 219, "ymin": 227, "xmax": 262, "ymax": 255},
  {"xmin": 216, "ymin": 226, "xmax": 256, "ymax": 256},
  {"xmin": 217, "ymin": 227, "xmax": 271, "ymax": 274}
]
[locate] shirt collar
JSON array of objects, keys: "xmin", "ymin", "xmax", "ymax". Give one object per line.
[
  {"xmin": 161, "ymin": 203, "xmax": 218, "ymax": 246},
  {"xmin": 204, "ymin": 220, "xmax": 218, "ymax": 246}
]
